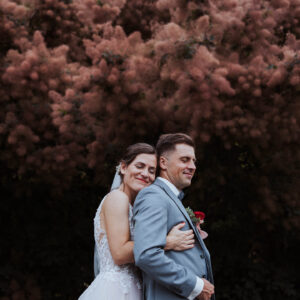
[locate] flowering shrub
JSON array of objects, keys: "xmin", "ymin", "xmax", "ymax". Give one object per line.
[
  {"xmin": 0, "ymin": 1, "xmax": 299, "ymax": 297},
  {"xmin": 1, "ymin": 0, "xmax": 298, "ymax": 226}
]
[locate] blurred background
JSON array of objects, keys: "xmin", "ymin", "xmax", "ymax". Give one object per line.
[{"xmin": 0, "ymin": 0, "xmax": 299, "ymax": 299}]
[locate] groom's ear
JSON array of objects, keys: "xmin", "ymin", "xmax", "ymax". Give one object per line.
[{"xmin": 159, "ymin": 156, "xmax": 168, "ymax": 171}]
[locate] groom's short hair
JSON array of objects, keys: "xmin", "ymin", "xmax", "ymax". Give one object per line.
[{"xmin": 156, "ymin": 133, "xmax": 195, "ymax": 158}]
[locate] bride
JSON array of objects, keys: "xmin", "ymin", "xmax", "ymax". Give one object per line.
[{"xmin": 79, "ymin": 143, "xmax": 195, "ymax": 300}]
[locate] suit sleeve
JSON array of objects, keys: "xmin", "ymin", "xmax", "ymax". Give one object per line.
[{"xmin": 133, "ymin": 188, "xmax": 197, "ymax": 298}]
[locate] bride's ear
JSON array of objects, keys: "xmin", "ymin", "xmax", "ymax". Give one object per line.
[{"xmin": 120, "ymin": 161, "xmax": 127, "ymax": 175}]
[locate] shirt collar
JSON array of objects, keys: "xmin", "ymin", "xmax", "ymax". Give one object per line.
[{"xmin": 157, "ymin": 177, "xmax": 181, "ymax": 197}]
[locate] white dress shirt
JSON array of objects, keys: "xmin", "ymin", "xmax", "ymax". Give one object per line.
[{"xmin": 157, "ymin": 177, "xmax": 204, "ymax": 299}]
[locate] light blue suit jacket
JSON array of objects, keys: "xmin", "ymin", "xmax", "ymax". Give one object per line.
[{"xmin": 133, "ymin": 178, "xmax": 215, "ymax": 300}]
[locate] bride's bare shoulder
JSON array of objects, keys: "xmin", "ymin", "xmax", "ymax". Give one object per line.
[{"xmin": 103, "ymin": 190, "xmax": 129, "ymax": 210}]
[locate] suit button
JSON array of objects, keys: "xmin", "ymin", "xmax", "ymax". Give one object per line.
[
  {"xmin": 202, "ymin": 275, "xmax": 206, "ymax": 279},
  {"xmin": 200, "ymin": 254, "xmax": 205, "ymax": 259}
]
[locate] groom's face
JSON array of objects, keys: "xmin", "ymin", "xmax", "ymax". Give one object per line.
[{"xmin": 162, "ymin": 143, "xmax": 196, "ymax": 190}]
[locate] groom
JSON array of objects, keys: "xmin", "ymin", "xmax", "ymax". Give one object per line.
[{"xmin": 133, "ymin": 133, "xmax": 215, "ymax": 300}]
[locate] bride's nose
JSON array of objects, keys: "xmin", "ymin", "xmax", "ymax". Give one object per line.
[{"xmin": 140, "ymin": 168, "xmax": 149, "ymax": 177}]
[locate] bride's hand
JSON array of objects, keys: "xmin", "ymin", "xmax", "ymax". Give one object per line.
[{"xmin": 164, "ymin": 222, "xmax": 195, "ymax": 251}]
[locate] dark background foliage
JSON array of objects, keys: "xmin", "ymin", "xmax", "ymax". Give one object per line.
[{"xmin": 0, "ymin": 0, "xmax": 299, "ymax": 299}]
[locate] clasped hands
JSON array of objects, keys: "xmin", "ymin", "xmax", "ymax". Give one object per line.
[
  {"xmin": 197, "ymin": 278, "xmax": 215, "ymax": 300},
  {"xmin": 166, "ymin": 222, "xmax": 214, "ymax": 300}
]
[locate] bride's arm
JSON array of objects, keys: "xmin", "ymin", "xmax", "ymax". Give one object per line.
[{"xmin": 103, "ymin": 190, "xmax": 134, "ymax": 265}]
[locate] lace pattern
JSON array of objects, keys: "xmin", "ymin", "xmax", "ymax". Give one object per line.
[{"xmin": 94, "ymin": 197, "xmax": 141, "ymax": 294}]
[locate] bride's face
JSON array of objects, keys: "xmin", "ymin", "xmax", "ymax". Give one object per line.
[{"xmin": 121, "ymin": 153, "xmax": 157, "ymax": 193}]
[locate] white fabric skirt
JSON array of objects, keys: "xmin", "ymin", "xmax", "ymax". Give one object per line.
[{"xmin": 79, "ymin": 274, "xmax": 142, "ymax": 300}]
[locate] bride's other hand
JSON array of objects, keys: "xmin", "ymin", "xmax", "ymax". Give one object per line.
[
  {"xmin": 196, "ymin": 223, "xmax": 208, "ymax": 239},
  {"xmin": 165, "ymin": 222, "xmax": 195, "ymax": 251}
]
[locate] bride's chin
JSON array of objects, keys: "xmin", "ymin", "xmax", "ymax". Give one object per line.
[
  {"xmin": 130, "ymin": 181, "xmax": 150, "ymax": 192},
  {"xmin": 134, "ymin": 186, "xmax": 146, "ymax": 193},
  {"xmin": 128, "ymin": 185, "xmax": 142, "ymax": 193}
]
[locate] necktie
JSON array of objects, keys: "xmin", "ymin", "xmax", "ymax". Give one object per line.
[{"xmin": 178, "ymin": 191, "xmax": 185, "ymax": 201}]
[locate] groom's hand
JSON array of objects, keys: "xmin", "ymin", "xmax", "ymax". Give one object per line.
[{"xmin": 197, "ymin": 279, "xmax": 214, "ymax": 300}]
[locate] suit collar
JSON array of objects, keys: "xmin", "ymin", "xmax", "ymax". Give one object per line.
[
  {"xmin": 154, "ymin": 178, "xmax": 179, "ymax": 200},
  {"xmin": 154, "ymin": 179, "xmax": 194, "ymax": 229},
  {"xmin": 156, "ymin": 177, "xmax": 181, "ymax": 197}
]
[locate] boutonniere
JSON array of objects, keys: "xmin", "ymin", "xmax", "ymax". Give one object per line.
[
  {"xmin": 185, "ymin": 207, "xmax": 199, "ymax": 223},
  {"xmin": 194, "ymin": 211, "xmax": 205, "ymax": 224},
  {"xmin": 185, "ymin": 207, "xmax": 208, "ymax": 239},
  {"xmin": 185, "ymin": 207, "xmax": 205, "ymax": 224}
]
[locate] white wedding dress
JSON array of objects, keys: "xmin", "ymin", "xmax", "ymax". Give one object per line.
[{"xmin": 79, "ymin": 196, "xmax": 142, "ymax": 300}]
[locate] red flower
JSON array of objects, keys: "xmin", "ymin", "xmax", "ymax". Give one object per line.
[{"xmin": 194, "ymin": 211, "xmax": 205, "ymax": 220}]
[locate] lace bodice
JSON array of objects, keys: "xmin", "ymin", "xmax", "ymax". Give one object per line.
[{"xmin": 94, "ymin": 196, "xmax": 141, "ymax": 293}]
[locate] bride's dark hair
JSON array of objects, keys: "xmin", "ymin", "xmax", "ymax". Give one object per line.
[{"xmin": 121, "ymin": 143, "xmax": 156, "ymax": 165}]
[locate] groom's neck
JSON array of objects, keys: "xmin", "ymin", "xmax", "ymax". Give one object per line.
[{"xmin": 159, "ymin": 172, "xmax": 178, "ymax": 189}]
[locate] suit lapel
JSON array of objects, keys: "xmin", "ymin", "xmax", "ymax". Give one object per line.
[
  {"xmin": 154, "ymin": 179, "xmax": 193, "ymax": 225},
  {"xmin": 154, "ymin": 179, "xmax": 214, "ymax": 286},
  {"xmin": 154, "ymin": 179, "xmax": 207, "ymax": 249}
]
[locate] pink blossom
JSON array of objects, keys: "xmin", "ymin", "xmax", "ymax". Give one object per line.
[
  {"xmin": 267, "ymin": 69, "xmax": 287, "ymax": 87},
  {"xmin": 253, "ymin": 88, "xmax": 262, "ymax": 97},
  {"xmin": 30, "ymin": 72, "xmax": 39, "ymax": 81}
]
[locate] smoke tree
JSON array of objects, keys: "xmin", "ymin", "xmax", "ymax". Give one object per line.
[{"xmin": 0, "ymin": 0, "xmax": 299, "ymax": 299}]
